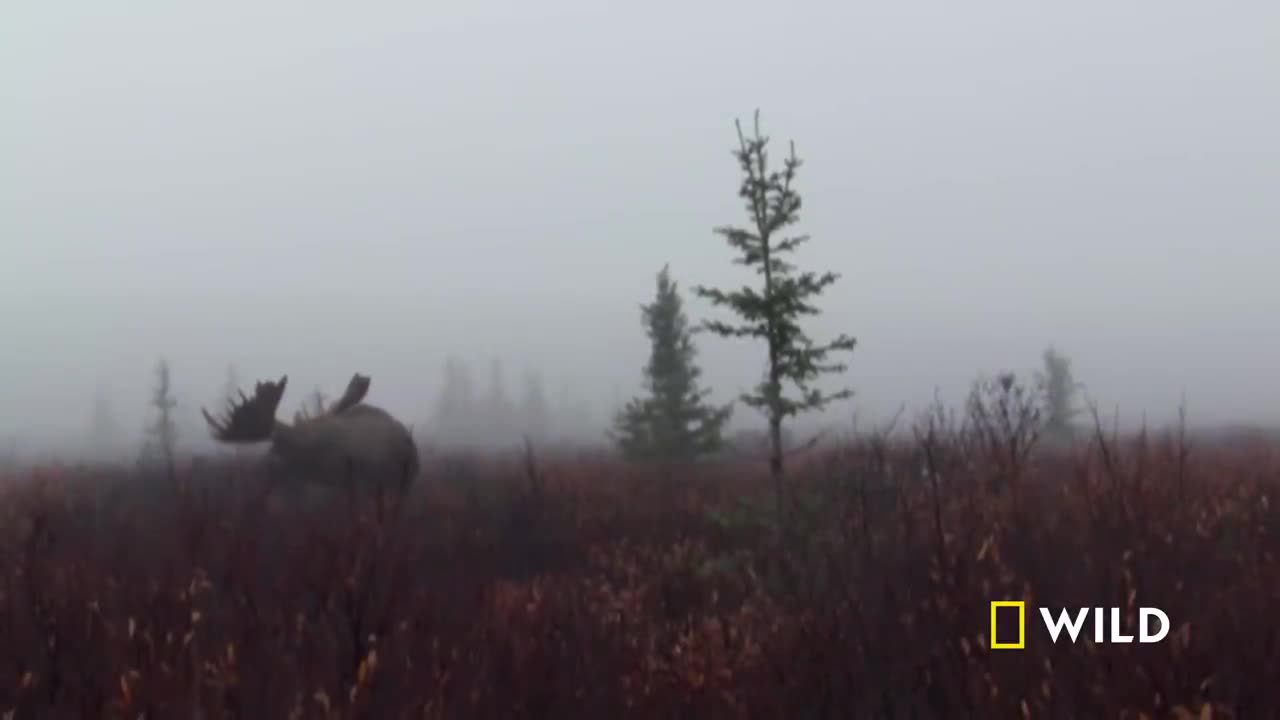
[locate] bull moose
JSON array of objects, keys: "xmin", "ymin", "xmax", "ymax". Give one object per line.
[{"xmin": 201, "ymin": 373, "xmax": 419, "ymax": 511}]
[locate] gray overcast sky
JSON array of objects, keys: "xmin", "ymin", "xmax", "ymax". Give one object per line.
[{"xmin": 2, "ymin": 1, "xmax": 1277, "ymax": 448}]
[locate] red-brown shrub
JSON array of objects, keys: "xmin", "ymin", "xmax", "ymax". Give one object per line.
[{"xmin": 0, "ymin": 427, "xmax": 1275, "ymax": 718}]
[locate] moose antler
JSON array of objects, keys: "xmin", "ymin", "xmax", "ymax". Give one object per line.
[
  {"xmin": 329, "ymin": 373, "xmax": 370, "ymax": 415},
  {"xmin": 202, "ymin": 375, "xmax": 288, "ymax": 443}
]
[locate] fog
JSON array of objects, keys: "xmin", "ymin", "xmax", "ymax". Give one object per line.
[{"xmin": 2, "ymin": 2, "xmax": 1277, "ymax": 459}]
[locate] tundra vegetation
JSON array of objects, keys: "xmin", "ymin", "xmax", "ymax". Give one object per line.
[{"xmin": 0, "ymin": 114, "xmax": 1273, "ymax": 717}]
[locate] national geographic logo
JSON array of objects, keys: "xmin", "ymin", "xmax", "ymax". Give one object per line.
[{"xmin": 990, "ymin": 601, "xmax": 1170, "ymax": 649}]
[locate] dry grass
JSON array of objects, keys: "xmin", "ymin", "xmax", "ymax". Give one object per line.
[{"xmin": 0, "ymin": 422, "xmax": 1277, "ymax": 718}]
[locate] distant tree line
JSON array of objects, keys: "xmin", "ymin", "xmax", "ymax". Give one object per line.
[
  {"xmin": 69, "ymin": 109, "xmax": 1087, "ymax": 517},
  {"xmin": 431, "ymin": 356, "xmax": 594, "ymax": 449}
]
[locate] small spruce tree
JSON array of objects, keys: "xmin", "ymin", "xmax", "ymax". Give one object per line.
[
  {"xmin": 485, "ymin": 357, "xmax": 515, "ymax": 440},
  {"xmin": 143, "ymin": 358, "xmax": 179, "ymax": 483},
  {"xmin": 613, "ymin": 264, "xmax": 732, "ymax": 462},
  {"xmin": 520, "ymin": 368, "xmax": 551, "ymax": 445},
  {"xmin": 694, "ymin": 111, "xmax": 856, "ymax": 524},
  {"xmin": 217, "ymin": 363, "xmax": 248, "ymax": 458},
  {"xmin": 434, "ymin": 355, "xmax": 476, "ymax": 447},
  {"xmin": 1036, "ymin": 345, "xmax": 1082, "ymax": 441},
  {"xmin": 221, "ymin": 363, "xmax": 241, "ymax": 405},
  {"xmin": 295, "ymin": 386, "xmax": 328, "ymax": 423}
]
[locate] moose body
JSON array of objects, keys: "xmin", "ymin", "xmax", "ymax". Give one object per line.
[
  {"xmin": 202, "ymin": 374, "xmax": 418, "ymax": 507},
  {"xmin": 268, "ymin": 405, "xmax": 418, "ymax": 494}
]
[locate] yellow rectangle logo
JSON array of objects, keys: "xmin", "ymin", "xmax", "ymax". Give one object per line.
[{"xmin": 990, "ymin": 601, "xmax": 1025, "ymax": 649}]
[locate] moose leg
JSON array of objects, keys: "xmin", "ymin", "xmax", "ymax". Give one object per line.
[{"xmin": 390, "ymin": 456, "xmax": 414, "ymax": 520}]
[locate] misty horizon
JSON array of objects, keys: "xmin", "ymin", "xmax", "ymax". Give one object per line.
[{"xmin": 3, "ymin": 2, "xmax": 1277, "ymax": 457}]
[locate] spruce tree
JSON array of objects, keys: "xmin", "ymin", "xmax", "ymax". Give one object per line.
[
  {"xmin": 143, "ymin": 358, "xmax": 179, "ymax": 483},
  {"xmin": 613, "ymin": 264, "xmax": 732, "ymax": 461},
  {"xmin": 434, "ymin": 355, "xmax": 476, "ymax": 447},
  {"xmin": 221, "ymin": 363, "xmax": 240, "ymax": 406},
  {"xmin": 693, "ymin": 112, "xmax": 856, "ymax": 522},
  {"xmin": 294, "ymin": 386, "xmax": 328, "ymax": 423},
  {"xmin": 218, "ymin": 363, "xmax": 247, "ymax": 458},
  {"xmin": 520, "ymin": 368, "xmax": 550, "ymax": 444},
  {"xmin": 485, "ymin": 357, "xmax": 514, "ymax": 440},
  {"xmin": 1036, "ymin": 345, "xmax": 1082, "ymax": 442}
]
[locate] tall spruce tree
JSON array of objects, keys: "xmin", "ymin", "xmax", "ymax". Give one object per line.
[
  {"xmin": 694, "ymin": 112, "xmax": 856, "ymax": 522},
  {"xmin": 613, "ymin": 264, "xmax": 732, "ymax": 461}
]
